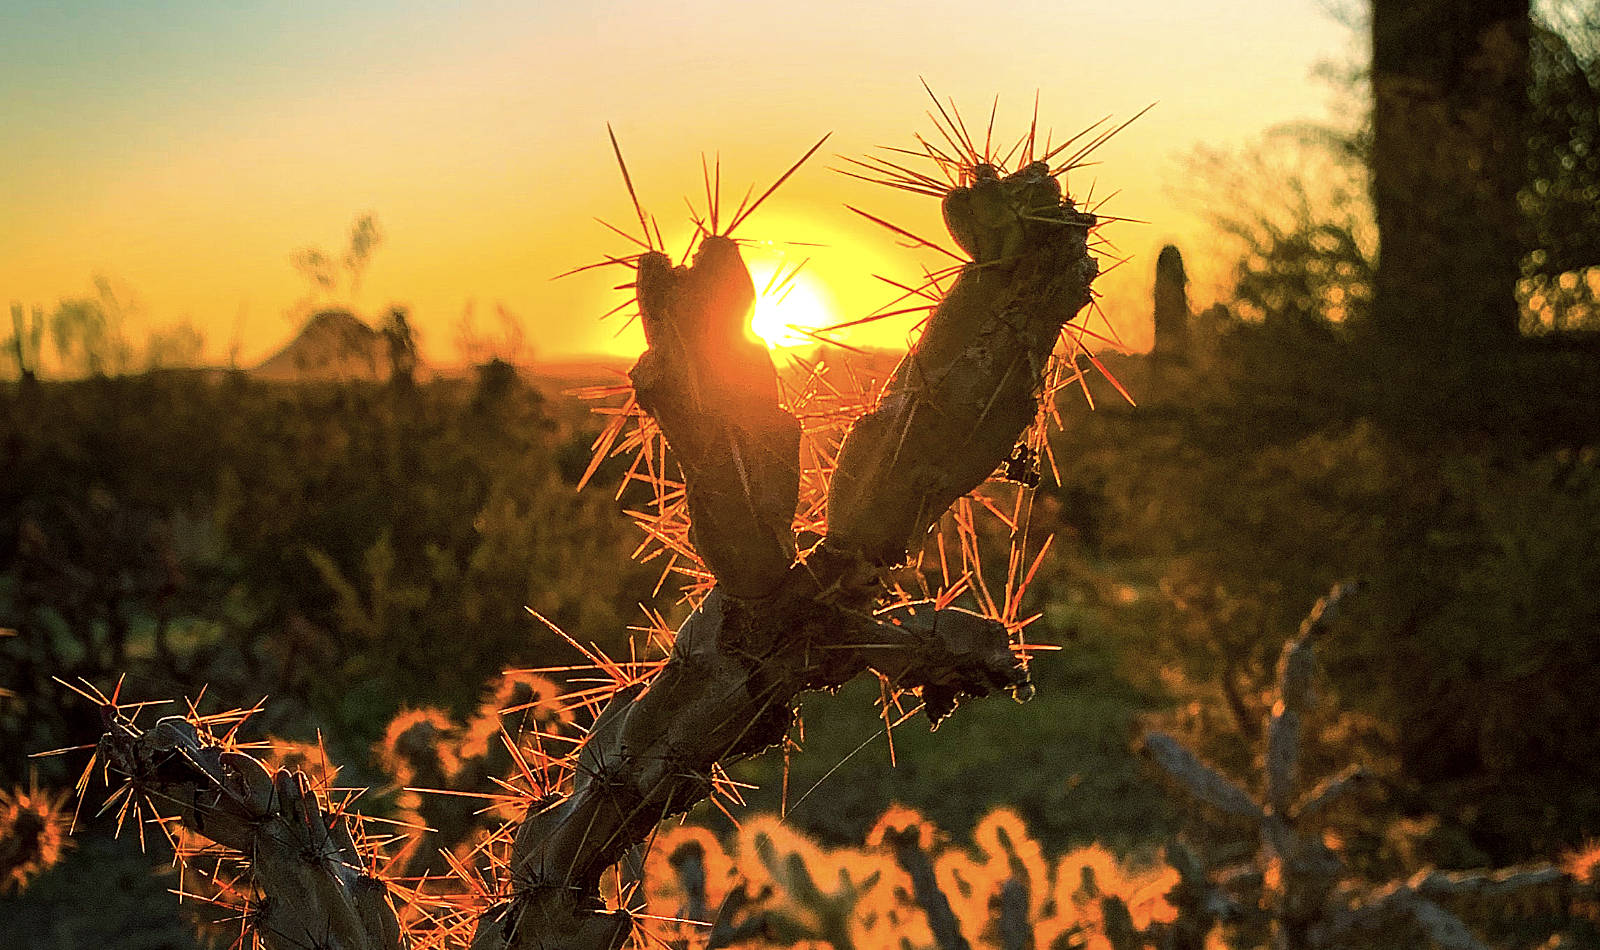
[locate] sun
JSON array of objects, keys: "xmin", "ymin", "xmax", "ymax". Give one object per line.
[{"xmin": 748, "ymin": 261, "xmax": 835, "ymax": 349}]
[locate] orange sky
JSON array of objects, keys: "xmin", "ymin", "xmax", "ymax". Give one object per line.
[{"xmin": 1, "ymin": 1, "xmax": 1353, "ymax": 367}]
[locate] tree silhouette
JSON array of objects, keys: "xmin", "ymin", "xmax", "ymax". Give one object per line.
[{"xmin": 1370, "ymin": 0, "xmax": 1530, "ymax": 353}]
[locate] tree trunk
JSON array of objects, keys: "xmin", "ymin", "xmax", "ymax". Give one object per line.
[{"xmin": 1370, "ymin": 0, "xmax": 1530, "ymax": 353}]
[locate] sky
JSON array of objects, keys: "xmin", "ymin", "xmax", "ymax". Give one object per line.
[{"xmin": 1, "ymin": 0, "xmax": 1355, "ymax": 366}]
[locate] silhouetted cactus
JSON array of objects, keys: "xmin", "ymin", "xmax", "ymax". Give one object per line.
[
  {"xmin": 1152, "ymin": 245, "xmax": 1189, "ymax": 360},
  {"xmin": 472, "ymin": 115, "xmax": 1097, "ymax": 950}
]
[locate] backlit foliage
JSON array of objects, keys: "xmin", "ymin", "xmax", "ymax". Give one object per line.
[
  {"xmin": 632, "ymin": 806, "xmax": 1180, "ymax": 950},
  {"xmin": 0, "ymin": 778, "xmax": 70, "ymax": 895}
]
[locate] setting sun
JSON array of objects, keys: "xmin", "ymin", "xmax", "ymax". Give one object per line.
[{"xmin": 748, "ymin": 258, "xmax": 837, "ymax": 349}]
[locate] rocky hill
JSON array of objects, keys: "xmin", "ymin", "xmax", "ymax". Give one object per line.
[{"xmin": 254, "ymin": 309, "xmax": 390, "ymax": 381}]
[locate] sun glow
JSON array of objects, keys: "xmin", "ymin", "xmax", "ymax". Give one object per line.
[{"xmin": 748, "ymin": 260, "xmax": 836, "ymax": 349}]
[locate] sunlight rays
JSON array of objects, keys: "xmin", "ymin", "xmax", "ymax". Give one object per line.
[{"xmin": 748, "ymin": 254, "xmax": 836, "ymax": 349}]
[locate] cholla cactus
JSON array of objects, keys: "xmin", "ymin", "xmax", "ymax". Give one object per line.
[
  {"xmin": 1144, "ymin": 584, "xmax": 1598, "ymax": 950},
  {"xmin": 375, "ymin": 673, "xmax": 576, "ymax": 872},
  {"xmin": 470, "ymin": 102, "xmax": 1106, "ymax": 950},
  {"xmin": 0, "ymin": 777, "xmax": 71, "ymax": 895},
  {"xmin": 86, "ymin": 689, "xmax": 408, "ymax": 950},
  {"xmin": 81, "ymin": 93, "xmax": 1130, "ymax": 950},
  {"xmin": 635, "ymin": 806, "xmax": 1181, "ymax": 950},
  {"xmin": 925, "ymin": 810, "xmax": 1179, "ymax": 950},
  {"xmin": 458, "ymin": 671, "xmax": 572, "ymax": 763}
]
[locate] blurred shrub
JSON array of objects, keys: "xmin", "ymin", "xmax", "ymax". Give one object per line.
[
  {"xmin": 0, "ymin": 368, "xmax": 655, "ymax": 789},
  {"xmin": 1048, "ymin": 337, "xmax": 1600, "ymax": 866},
  {"xmin": 641, "ymin": 807, "xmax": 1181, "ymax": 950}
]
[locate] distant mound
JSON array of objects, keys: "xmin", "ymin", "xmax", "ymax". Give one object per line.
[{"xmin": 255, "ymin": 309, "xmax": 391, "ymax": 381}]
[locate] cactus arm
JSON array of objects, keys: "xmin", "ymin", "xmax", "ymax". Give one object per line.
[
  {"xmin": 1142, "ymin": 732, "xmax": 1264, "ymax": 820},
  {"xmin": 826, "ymin": 165, "xmax": 1097, "ymax": 567},
  {"xmin": 882, "ymin": 825, "xmax": 973, "ymax": 950},
  {"xmin": 630, "ymin": 239, "xmax": 801, "ymax": 601},
  {"xmin": 95, "ymin": 712, "xmax": 406, "ymax": 950},
  {"xmin": 1292, "ymin": 765, "xmax": 1368, "ymax": 825},
  {"xmin": 1333, "ymin": 885, "xmax": 1491, "ymax": 950}
]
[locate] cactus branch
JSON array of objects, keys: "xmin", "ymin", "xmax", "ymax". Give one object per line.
[
  {"xmin": 95, "ymin": 709, "xmax": 406, "ymax": 950},
  {"xmin": 630, "ymin": 238, "xmax": 801, "ymax": 600},
  {"xmin": 827, "ymin": 162, "xmax": 1097, "ymax": 567},
  {"xmin": 1141, "ymin": 733, "xmax": 1264, "ymax": 821}
]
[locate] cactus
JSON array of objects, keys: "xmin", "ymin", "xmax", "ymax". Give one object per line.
[
  {"xmin": 871, "ymin": 808, "xmax": 971, "ymax": 950},
  {"xmin": 0, "ymin": 778, "xmax": 70, "ymax": 895},
  {"xmin": 78, "ymin": 95, "xmax": 1122, "ymax": 950},
  {"xmin": 1144, "ymin": 584, "xmax": 1599, "ymax": 949},
  {"xmin": 627, "ymin": 806, "xmax": 1186, "ymax": 950},
  {"xmin": 750, "ymin": 822, "xmax": 876, "ymax": 950},
  {"xmin": 469, "ymin": 107, "xmax": 1099, "ymax": 950},
  {"xmin": 89, "ymin": 698, "xmax": 407, "ymax": 950},
  {"xmin": 377, "ymin": 672, "xmax": 574, "ymax": 872},
  {"xmin": 1151, "ymin": 245, "xmax": 1189, "ymax": 360},
  {"xmin": 7, "ymin": 303, "xmax": 45, "ymax": 383}
]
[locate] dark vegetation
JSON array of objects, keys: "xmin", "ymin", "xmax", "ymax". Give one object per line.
[{"xmin": 1, "ymin": 365, "xmax": 658, "ymax": 785}]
